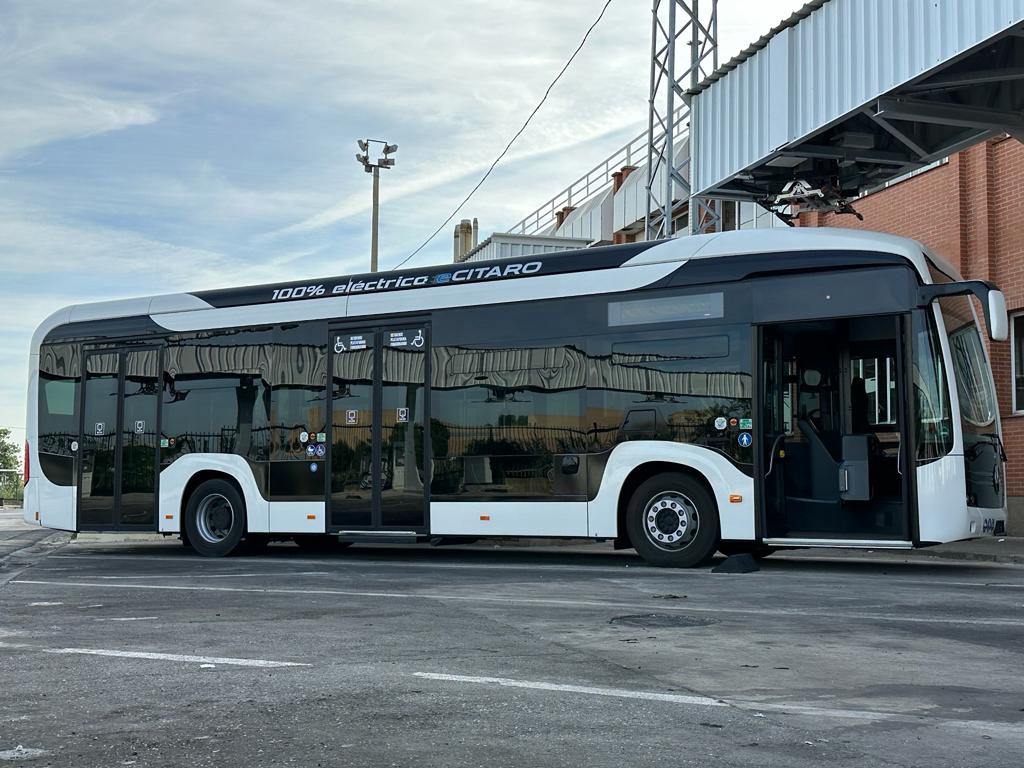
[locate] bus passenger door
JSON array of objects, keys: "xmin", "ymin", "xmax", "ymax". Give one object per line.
[
  {"xmin": 328, "ymin": 324, "xmax": 429, "ymax": 533},
  {"xmin": 758, "ymin": 318, "xmax": 911, "ymax": 542},
  {"xmin": 78, "ymin": 347, "xmax": 161, "ymax": 530}
]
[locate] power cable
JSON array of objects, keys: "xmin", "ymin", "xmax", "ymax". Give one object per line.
[{"xmin": 392, "ymin": 0, "xmax": 615, "ymax": 270}]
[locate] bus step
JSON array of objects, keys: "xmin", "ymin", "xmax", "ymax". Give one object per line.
[{"xmin": 335, "ymin": 531, "xmax": 424, "ymax": 544}]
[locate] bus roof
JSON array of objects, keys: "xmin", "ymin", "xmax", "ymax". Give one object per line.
[{"xmin": 31, "ymin": 227, "xmax": 956, "ymax": 353}]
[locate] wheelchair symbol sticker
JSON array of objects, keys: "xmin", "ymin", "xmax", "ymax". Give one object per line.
[
  {"xmin": 737, "ymin": 432, "xmax": 752, "ymax": 448},
  {"xmin": 411, "ymin": 331, "xmax": 425, "ymax": 348},
  {"xmin": 334, "ymin": 337, "xmax": 346, "ymax": 353},
  {"xmin": 315, "ymin": 443, "xmax": 326, "ymax": 458}
]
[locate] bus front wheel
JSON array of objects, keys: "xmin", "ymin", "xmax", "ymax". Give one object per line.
[
  {"xmin": 184, "ymin": 479, "xmax": 247, "ymax": 557},
  {"xmin": 626, "ymin": 472, "xmax": 719, "ymax": 568}
]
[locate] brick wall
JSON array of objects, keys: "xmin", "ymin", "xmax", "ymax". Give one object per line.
[{"xmin": 797, "ymin": 138, "xmax": 1024, "ymax": 533}]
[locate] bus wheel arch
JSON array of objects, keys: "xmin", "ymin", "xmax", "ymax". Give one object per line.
[
  {"xmin": 618, "ymin": 462, "xmax": 720, "ymax": 568},
  {"xmin": 181, "ymin": 471, "xmax": 248, "ymax": 557}
]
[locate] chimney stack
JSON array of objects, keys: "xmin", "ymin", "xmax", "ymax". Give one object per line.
[{"xmin": 453, "ymin": 218, "xmax": 479, "ymax": 261}]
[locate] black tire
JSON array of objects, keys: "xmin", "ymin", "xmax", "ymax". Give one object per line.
[
  {"xmin": 184, "ymin": 479, "xmax": 247, "ymax": 557},
  {"xmin": 625, "ymin": 472, "xmax": 719, "ymax": 567},
  {"xmin": 718, "ymin": 542, "xmax": 775, "ymax": 559},
  {"xmin": 293, "ymin": 535, "xmax": 353, "ymax": 552}
]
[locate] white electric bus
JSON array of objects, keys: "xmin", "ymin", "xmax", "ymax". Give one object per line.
[{"xmin": 22, "ymin": 228, "xmax": 1009, "ymax": 566}]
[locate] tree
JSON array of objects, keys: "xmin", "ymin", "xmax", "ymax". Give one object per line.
[
  {"xmin": 0, "ymin": 427, "xmax": 18, "ymax": 471},
  {"xmin": 0, "ymin": 427, "xmax": 21, "ymax": 501}
]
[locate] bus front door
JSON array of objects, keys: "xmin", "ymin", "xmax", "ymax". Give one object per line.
[
  {"xmin": 328, "ymin": 324, "xmax": 429, "ymax": 533},
  {"xmin": 759, "ymin": 317, "xmax": 911, "ymax": 542},
  {"xmin": 78, "ymin": 347, "xmax": 161, "ymax": 530}
]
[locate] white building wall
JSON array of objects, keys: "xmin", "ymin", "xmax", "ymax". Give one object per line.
[
  {"xmin": 463, "ymin": 234, "xmax": 591, "ymax": 263},
  {"xmin": 555, "ymin": 188, "xmax": 612, "ymax": 242}
]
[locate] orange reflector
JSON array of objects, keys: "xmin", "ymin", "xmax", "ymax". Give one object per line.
[
  {"xmin": 729, "ymin": 494, "xmax": 743, "ymax": 503},
  {"xmin": 164, "ymin": 514, "xmax": 174, "ymax": 519},
  {"xmin": 35, "ymin": 511, "xmax": 40, "ymax": 521},
  {"xmin": 306, "ymin": 514, "xmax": 317, "ymax": 520},
  {"xmin": 480, "ymin": 515, "xmax": 491, "ymax": 521}
]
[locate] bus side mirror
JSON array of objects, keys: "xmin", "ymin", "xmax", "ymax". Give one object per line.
[
  {"xmin": 988, "ymin": 290, "xmax": 1008, "ymax": 342},
  {"xmin": 919, "ymin": 281, "xmax": 1009, "ymax": 342}
]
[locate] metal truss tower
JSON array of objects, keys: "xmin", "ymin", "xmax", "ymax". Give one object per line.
[{"xmin": 645, "ymin": 0, "xmax": 718, "ymax": 239}]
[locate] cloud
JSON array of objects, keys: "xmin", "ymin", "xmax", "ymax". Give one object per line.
[
  {"xmin": 0, "ymin": 84, "xmax": 159, "ymax": 163},
  {"xmin": 0, "ymin": 0, "xmax": 811, "ymax": 437}
]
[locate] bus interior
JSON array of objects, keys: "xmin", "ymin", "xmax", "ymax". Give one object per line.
[{"xmin": 760, "ymin": 315, "xmax": 910, "ymax": 541}]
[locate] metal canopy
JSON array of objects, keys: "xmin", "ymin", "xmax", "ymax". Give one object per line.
[{"xmin": 689, "ymin": 0, "xmax": 1024, "ymax": 213}]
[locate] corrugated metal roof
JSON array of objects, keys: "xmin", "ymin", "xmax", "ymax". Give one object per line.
[
  {"xmin": 690, "ymin": 0, "xmax": 1024, "ymax": 198},
  {"xmin": 687, "ymin": 0, "xmax": 831, "ymax": 96}
]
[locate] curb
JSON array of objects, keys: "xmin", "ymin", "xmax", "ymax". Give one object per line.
[{"xmin": 904, "ymin": 548, "xmax": 1024, "ymax": 566}]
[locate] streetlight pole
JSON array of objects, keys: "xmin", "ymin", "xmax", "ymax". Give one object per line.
[
  {"xmin": 356, "ymin": 139, "xmax": 398, "ymax": 273},
  {"xmin": 370, "ymin": 165, "xmax": 380, "ymax": 272}
]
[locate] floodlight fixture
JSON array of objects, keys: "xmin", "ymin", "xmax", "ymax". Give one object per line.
[{"xmin": 355, "ymin": 138, "xmax": 399, "ymax": 272}]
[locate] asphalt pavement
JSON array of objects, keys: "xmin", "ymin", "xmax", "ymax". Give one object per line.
[{"xmin": 2, "ymin": 509, "xmax": 1023, "ymax": 767}]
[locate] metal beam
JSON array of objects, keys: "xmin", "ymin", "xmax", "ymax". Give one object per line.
[
  {"xmin": 780, "ymin": 145, "xmax": 923, "ymax": 166},
  {"xmin": 865, "ymin": 110, "xmax": 930, "ymax": 158},
  {"xmin": 645, "ymin": 0, "xmax": 718, "ymax": 240},
  {"xmin": 902, "ymin": 66, "xmax": 1024, "ymax": 93},
  {"xmin": 875, "ymin": 97, "xmax": 1024, "ymax": 133}
]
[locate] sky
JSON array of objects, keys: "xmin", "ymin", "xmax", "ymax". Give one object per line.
[{"xmin": 0, "ymin": 0, "xmax": 808, "ymax": 443}]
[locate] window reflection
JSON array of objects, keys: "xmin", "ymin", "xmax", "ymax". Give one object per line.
[
  {"xmin": 588, "ymin": 328, "xmax": 753, "ymax": 466},
  {"xmin": 430, "ymin": 342, "xmax": 587, "ymax": 498},
  {"xmin": 38, "ymin": 343, "xmax": 80, "ymax": 458},
  {"xmin": 269, "ymin": 324, "xmax": 327, "ymax": 461},
  {"xmin": 162, "ymin": 328, "xmax": 272, "ymax": 463}
]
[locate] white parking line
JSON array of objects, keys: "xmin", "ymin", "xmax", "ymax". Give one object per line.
[
  {"xmin": 94, "ymin": 616, "xmax": 159, "ymax": 622},
  {"xmin": 0, "ymin": 640, "xmax": 309, "ymax": 668},
  {"xmin": 42, "ymin": 553, "xmax": 1024, "ymax": 588},
  {"xmin": 413, "ymin": 672, "xmax": 726, "ymax": 707},
  {"xmin": 88, "ymin": 571, "xmax": 330, "ymax": 580},
  {"xmin": 12, "ymin": 579, "xmax": 1024, "ymax": 628},
  {"xmin": 414, "ymin": 672, "xmax": 1024, "ymax": 732},
  {"xmin": 46, "ymin": 552, "xmax": 644, "ymax": 576}
]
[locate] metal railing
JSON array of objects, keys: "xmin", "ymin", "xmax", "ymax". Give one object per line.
[{"xmin": 507, "ymin": 107, "xmax": 689, "ymax": 236}]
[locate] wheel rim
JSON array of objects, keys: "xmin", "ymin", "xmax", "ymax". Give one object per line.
[
  {"xmin": 643, "ymin": 491, "xmax": 699, "ymax": 551},
  {"xmin": 196, "ymin": 493, "xmax": 234, "ymax": 544}
]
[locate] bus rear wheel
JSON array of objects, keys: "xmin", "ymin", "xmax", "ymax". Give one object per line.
[
  {"xmin": 626, "ymin": 472, "xmax": 719, "ymax": 568},
  {"xmin": 184, "ymin": 479, "xmax": 246, "ymax": 557}
]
